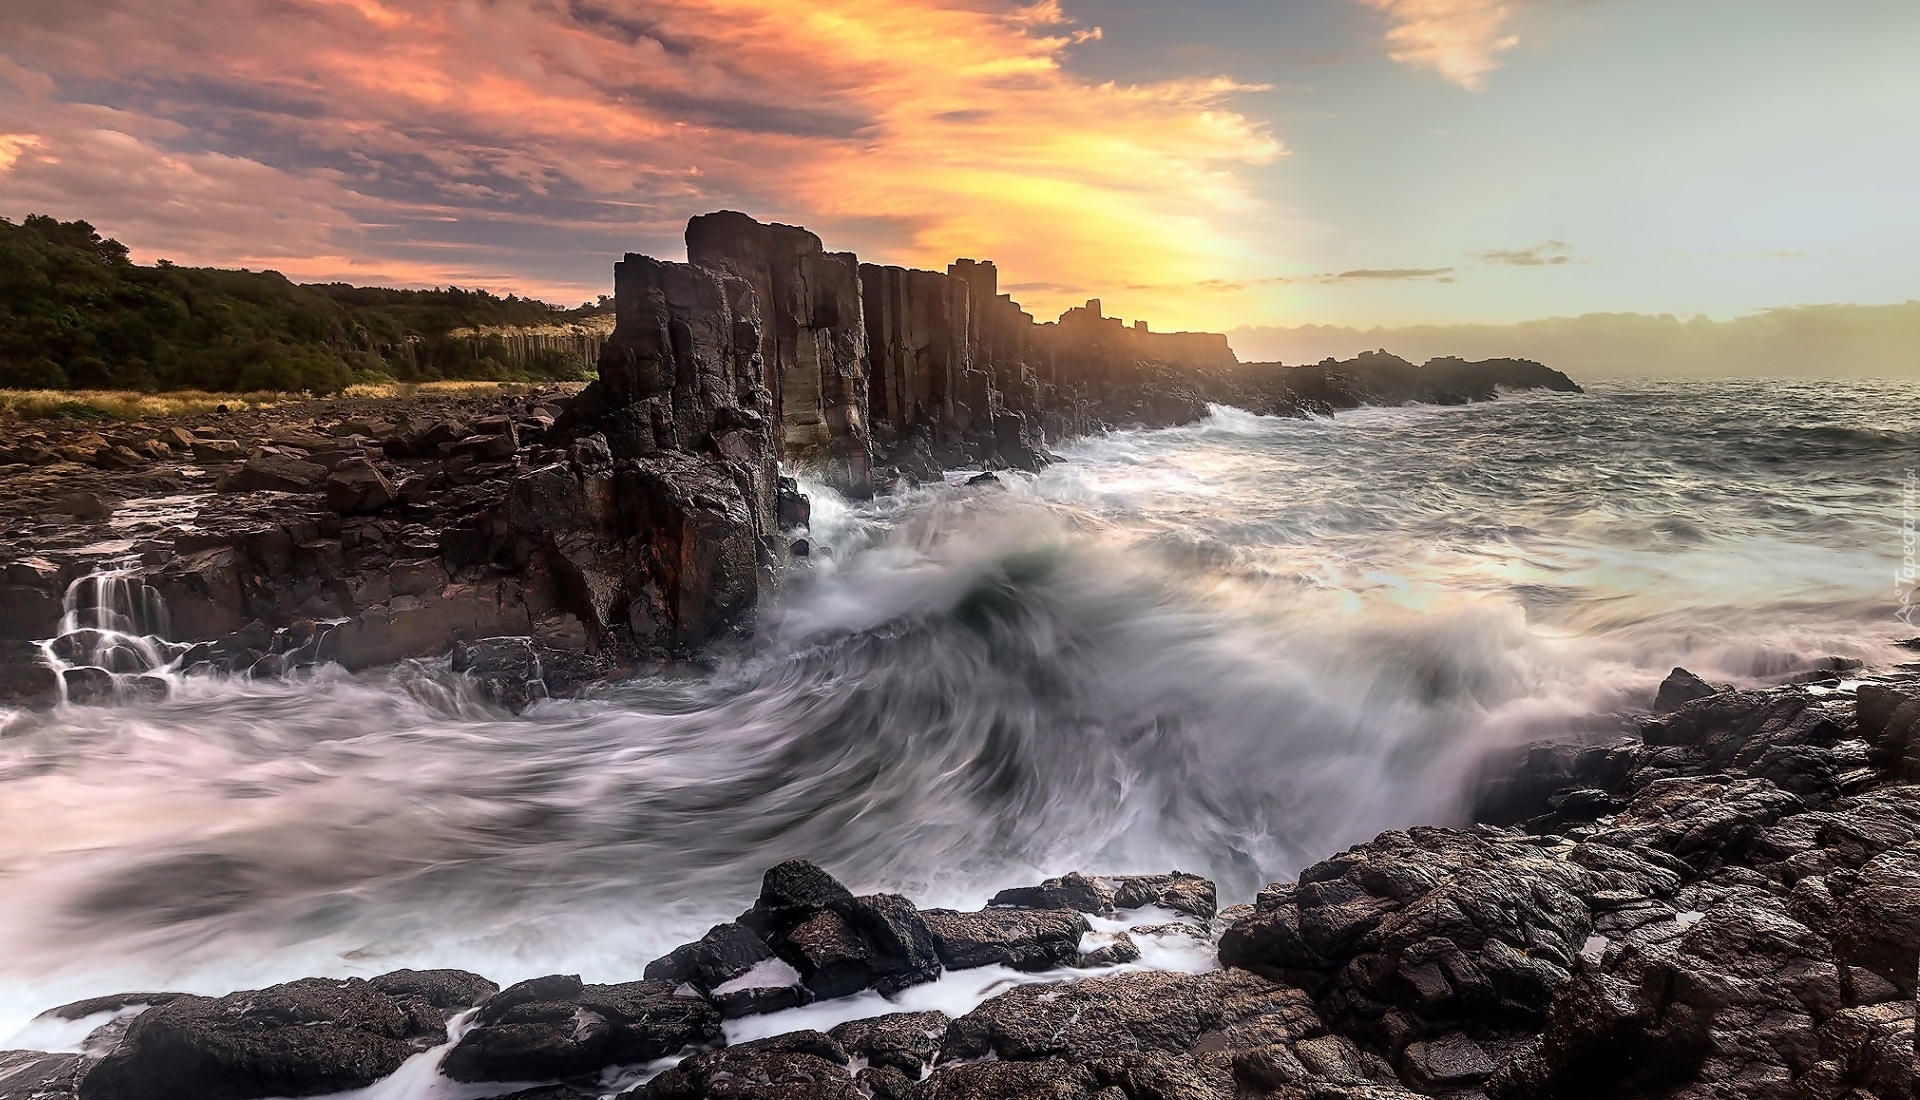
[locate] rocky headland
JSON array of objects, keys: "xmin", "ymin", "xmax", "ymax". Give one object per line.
[
  {"xmin": 1, "ymin": 670, "xmax": 1915, "ymax": 1099},
  {"xmin": 0, "ymin": 210, "xmax": 1580, "ymax": 708}
]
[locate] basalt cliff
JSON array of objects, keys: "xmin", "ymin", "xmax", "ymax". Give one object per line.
[{"xmin": 0, "ymin": 212, "xmax": 1580, "ymax": 704}]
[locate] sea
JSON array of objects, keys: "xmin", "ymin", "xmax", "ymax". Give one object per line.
[{"xmin": 1, "ymin": 376, "xmax": 1913, "ymax": 1075}]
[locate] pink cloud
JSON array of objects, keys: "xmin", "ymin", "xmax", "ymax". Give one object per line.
[
  {"xmin": 1353, "ymin": 0, "xmax": 1523, "ymax": 89},
  {"xmin": 0, "ymin": 0, "xmax": 1284, "ymax": 325}
]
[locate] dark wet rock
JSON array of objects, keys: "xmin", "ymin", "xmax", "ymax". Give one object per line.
[
  {"xmin": 739, "ymin": 860, "xmax": 856, "ymax": 940},
  {"xmin": 325, "ymin": 458, "xmax": 395, "ymax": 513},
  {"xmin": 1828, "ymin": 841, "xmax": 1920, "ymax": 997},
  {"xmin": 772, "ymin": 893, "xmax": 942, "ymax": 999},
  {"xmin": 1857, "ymin": 683, "xmax": 1920, "ymax": 779},
  {"xmin": 1109, "ymin": 872, "xmax": 1218, "ymax": 919},
  {"xmin": 1221, "ymin": 826, "xmax": 1600, "ymax": 1061},
  {"xmin": 1398, "ymin": 1032, "xmax": 1496, "ymax": 1092},
  {"xmin": 908, "ymin": 1059, "xmax": 1100, "ymax": 1100},
  {"xmin": 941, "ymin": 968, "xmax": 1320, "ymax": 1063},
  {"xmin": 989, "ymin": 872, "xmax": 1114, "ymax": 913},
  {"xmin": 646, "ymin": 921, "xmax": 776, "ymax": 990},
  {"xmin": 79, "ymin": 976, "xmax": 445, "ymax": 1100},
  {"xmin": 51, "ymin": 491, "xmax": 117, "ymax": 521},
  {"xmin": 1803, "ymin": 1000, "xmax": 1916, "ymax": 1099},
  {"xmin": 1073, "ymin": 932, "xmax": 1141, "ymax": 968},
  {"xmin": 1589, "ymin": 776, "xmax": 1804, "ymax": 871},
  {"xmin": 442, "ymin": 976, "xmax": 722, "ymax": 1083},
  {"xmin": 1471, "ymin": 739, "xmax": 1640, "ymax": 828},
  {"xmin": 775, "ymin": 477, "xmax": 810, "ymax": 530},
  {"xmin": 1489, "ymin": 894, "xmax": 1843, "ymax": 1100},
  {"xmin": 448, "ymin": 636, "xmax": 608, "ymax": 712},
  {"xmin": 636, "ymin": 1031, "xmax": 857, "ymax": 1100},
  {"xmin": 857, "ymin": 1064, "xmax": 916, "ymax": 1100},
  {"xmin": 919, "ymin": 907, "xmax": 1090, "ymax": 971},
  {"xmin": 829, "ymin": 1011, "xmax": 948, "ymax": 1077},
  {"xmin": 0, "ymin": 641, "xmax": 61, "ymax": 705},
  {"xmin": 218, "ymin": 453, "xmax": 327, "ymax": 494},
  {"xmin": 0, "ymin": 1051, "xmax": 87, "ymax": 1100},
  {"xmin": 61, "ymin": 666, "xmax": 114, "ymax": 706},
  {"xmin": 1654, "ymin": 667, "xmax": 1719, "ymax": 713},
  {"xmin": 40, "ymin": 992, "xmax": 187, "ymax": 1021},
  {"xmin": 365, "ymin": 968, "xmax": 498, "ymax": 1015}
]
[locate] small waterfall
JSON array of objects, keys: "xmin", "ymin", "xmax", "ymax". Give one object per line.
[{"xmin": 40, "ymin": 561, "xmax": 179, "ymax": 704}]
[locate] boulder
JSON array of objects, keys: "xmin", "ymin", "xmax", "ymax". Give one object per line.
[
  {"xmin": 1221, "ymin": 826, "xmax": 1600, "ymax": 1062},
  {"xmin": 637, "ymin": 1031, "xmax": 858, "ymax": 1100},
  {"xmin": 830, "ymin": 1011, "xmax": 948, "ymax": 1077},
  {"xmin": 1829, "ymin": 841, "xmax": 1920, "ymax": 997},
  {"xmin": 79, "ymin": 977, "xmax": 445, "ymax": 1100},
  {"xmin": 918, "ymin": 907, "xmax": 1089, "ymax": 971},
  {"xmin": 941, "ymin": 968, "xmax": 1318, "ymax": 1063},
  {"xmin": 772, "ymin": 894, "xmax": 941, "ymax": 998},
  {"xmin": 440, "ymin": 976, "xmax": 721, "ymax": 1083},
  {"xmin": 325, "ymin": 458, "xmax": 395, "ymax": 513},
  {"xmin": 1654, "ymin": 667, "xmax": 1718, "ymax": 713},
  {"xmin": 1109, "ymin": 872, "xmax": 1218, "ymax": 919},
  {"xmin": 219, "ymin": 454, "xmax": 327, "ymax": 494},
  {"xmin": 364, "ymin": 969, "xmax": 498, "ymax": 1015},
  {"xmin": 989, "ymin": 871, "xmax": 1114, "ymax": 913},
  {"xmin": 645, "ymin": 921, "xmax": 776, "ymax": 990},
  {"xmin": 190, "ymin": 438, "xmax": 245, "ymax": 464}
]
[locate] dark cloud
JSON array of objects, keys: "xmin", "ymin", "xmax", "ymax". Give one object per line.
[
  {"xmin": 1481, "ymin": 240, "xmax": 1572, "ymax": 266},
  {"xmin": 1331, "ymin": 266, "xmax": 1455, "ymax": 280}
]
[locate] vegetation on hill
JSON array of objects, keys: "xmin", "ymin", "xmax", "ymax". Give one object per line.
[{"xmin": 0, "ymin": 214, "xmax": 608, "ymax": 394}]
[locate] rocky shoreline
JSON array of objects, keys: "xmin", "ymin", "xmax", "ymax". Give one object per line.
[
  {"xmin": 0, "ymin": 210, "xmax": 1580, "ymax": 708},
  {"xmin": 2, "ymin": 671, "xmax": 1915, "ymax": 1100}
]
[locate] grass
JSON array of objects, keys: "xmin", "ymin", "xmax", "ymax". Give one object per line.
[{"xmin": 0, "ymin": 381, "xmax": 588, "ymax": 422}]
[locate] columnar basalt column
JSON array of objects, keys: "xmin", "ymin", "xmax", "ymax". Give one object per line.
[{"xmin": 686, "ymin": 211, "xmax": 873, "ymax": 496}]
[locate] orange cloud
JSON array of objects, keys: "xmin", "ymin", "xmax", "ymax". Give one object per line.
[
  {"xmin": 0, "ymin": 0, "xmax": 1284, "ymax": 328},
  {"xmin": 1354, "ymin": 0, "xmax": 1522, "ymax": 89}
]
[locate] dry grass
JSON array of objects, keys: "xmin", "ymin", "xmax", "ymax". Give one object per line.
[{"xmin": 0, "ymin": 381, "xmax": 583, "ymax": 422}]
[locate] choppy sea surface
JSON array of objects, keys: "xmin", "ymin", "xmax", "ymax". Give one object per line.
[{"xmin": 1, "ymin": 376, "xmax": 1913, "ymax": 1041}]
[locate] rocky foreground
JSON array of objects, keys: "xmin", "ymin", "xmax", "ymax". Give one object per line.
[
  {"xmin": 0, "ymin": 211, "xmax": 1580, "ymax": 707},
  {"xmin": 3, "ymin": 672, "xmax": 1916, "ymax": 1100}
]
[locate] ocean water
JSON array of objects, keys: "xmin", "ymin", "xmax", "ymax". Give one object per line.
[{"xmin": 0, "ymin": 376, "xmax": 1912, "ymax": 1044}]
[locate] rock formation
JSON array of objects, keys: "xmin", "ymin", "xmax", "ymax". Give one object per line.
[
  {"xmin": 0, "ymin": 211, "xmax": 1583, "ymax": 703},
  {"xmin": 685, "ymin": 212, "xmax": 873, "ymax": 497}
]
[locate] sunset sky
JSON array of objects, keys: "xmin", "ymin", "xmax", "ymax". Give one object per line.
[{"xmin": 1, "ymin": 0, "xmax": 1914, "ymax": 334}]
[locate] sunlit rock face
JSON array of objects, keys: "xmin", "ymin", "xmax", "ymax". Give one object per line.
[{"xmin": 686, "ymin": 211, "xmax": 874, "ymax": 498}]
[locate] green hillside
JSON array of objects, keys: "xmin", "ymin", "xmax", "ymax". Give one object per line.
[{"xmin": 0, "ymin": 214, "xmax": 605, "ymax": 394}]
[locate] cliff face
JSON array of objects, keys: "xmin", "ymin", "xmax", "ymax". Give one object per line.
[{"xmin": 685, "ymin": 212, "xmax": 873, "ymax": 497}]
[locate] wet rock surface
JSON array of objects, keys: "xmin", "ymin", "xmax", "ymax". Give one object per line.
[{"xmin": 77, "ymin": 976, "xmax": 448, "ymax": 1100}]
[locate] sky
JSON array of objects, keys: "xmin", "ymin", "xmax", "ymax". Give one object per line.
[{"xmin": 1, "ymin": 0, "xmax": 1916, "ymax": 339}]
